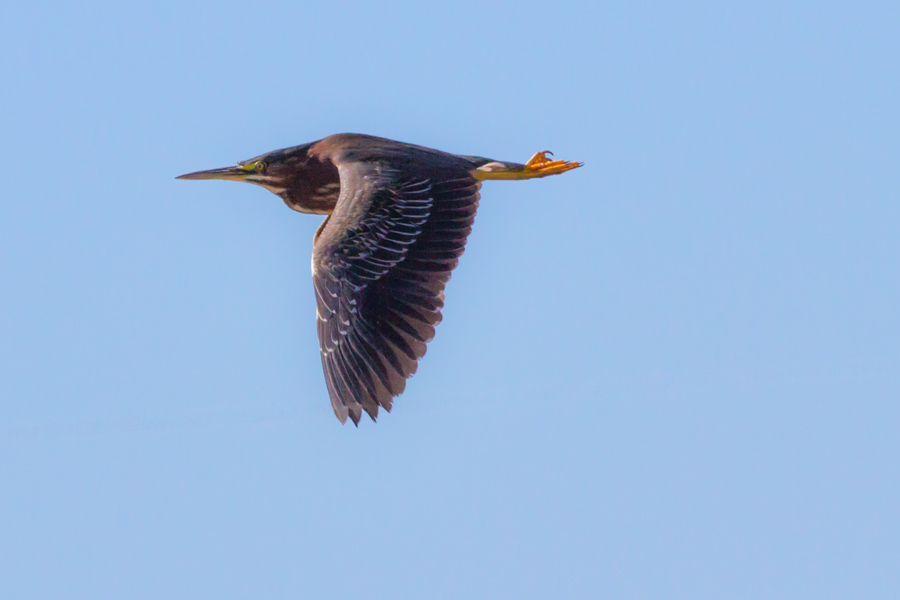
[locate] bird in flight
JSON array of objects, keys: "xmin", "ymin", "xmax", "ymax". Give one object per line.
[{"xmin": 178, "ymin": 134, "xmax": 581, "ymax": 424}]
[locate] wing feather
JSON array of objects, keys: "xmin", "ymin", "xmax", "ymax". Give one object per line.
[{"xmin": 312, "ymin": 149, "xmax": 480, "ymax": 423}]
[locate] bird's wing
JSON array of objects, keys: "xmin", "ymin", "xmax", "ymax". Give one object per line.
[{"xmin": 312, "ymin": 153, "xmax": 480, "ymax": 424}]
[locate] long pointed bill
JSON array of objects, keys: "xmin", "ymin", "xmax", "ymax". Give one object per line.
[{"xmin": 176, "ymin": 165, "xmax": 251, "ymax": 181}]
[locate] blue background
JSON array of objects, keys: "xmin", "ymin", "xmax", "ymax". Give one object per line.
[{"xmin": 1, "ymin": 1, "xmax": 897, "ymax": 598}]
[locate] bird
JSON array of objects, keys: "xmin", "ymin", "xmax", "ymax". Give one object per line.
[{"xmin": 178, "ymin": 133, "xmax": 581, "ymax": 424}]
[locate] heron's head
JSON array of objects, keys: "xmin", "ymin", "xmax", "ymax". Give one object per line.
[
  {"xmin": 176, "ymin": 144, "xmax": 315, "ymax": 194},
  {"xmin": 177, "ymin": 143, "xmax": 340, "ymax": 214}
]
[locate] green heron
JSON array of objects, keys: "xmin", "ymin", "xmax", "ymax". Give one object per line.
[{"xmin": 178, "ymin": 133, "xmax": 581, "ymax": 424}]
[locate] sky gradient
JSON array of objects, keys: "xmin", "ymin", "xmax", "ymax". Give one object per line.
[{"xmin": 1, "ymin": 1, "xmax": 898, "ymax": 598}]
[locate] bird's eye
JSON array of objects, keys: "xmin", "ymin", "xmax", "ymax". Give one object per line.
[{"xmin": 255, "ymin": 161, "xmax": 267, "ymax": 172}]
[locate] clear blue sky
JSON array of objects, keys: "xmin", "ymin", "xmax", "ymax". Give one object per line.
[{"xmin": 1, "ymin": 1, "xmax": 897, "ymax": 598}]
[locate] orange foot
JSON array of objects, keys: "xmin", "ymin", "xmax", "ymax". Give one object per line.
[{"xmin": 523, "ymin": 151, "xmax": 583, "ymax": 177}]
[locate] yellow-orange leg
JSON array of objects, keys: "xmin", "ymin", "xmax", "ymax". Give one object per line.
[{"xmin": 474, "ymin": 151, "xmax": 583, "ymax": 180}]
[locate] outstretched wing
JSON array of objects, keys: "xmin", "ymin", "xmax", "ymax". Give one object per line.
[{"xmin": 312, "ymin": 152, "xmax": 480, "ymax": 424}]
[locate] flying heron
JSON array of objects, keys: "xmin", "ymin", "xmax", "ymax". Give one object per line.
[{"xmin": 178, "ymin": 133, "xmax": 582, "ymax": 424}]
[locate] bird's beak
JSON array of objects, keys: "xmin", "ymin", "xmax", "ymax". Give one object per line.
[{"xmin": 176, "ymin": 165, "xmax": 251, "ymax": 181}]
